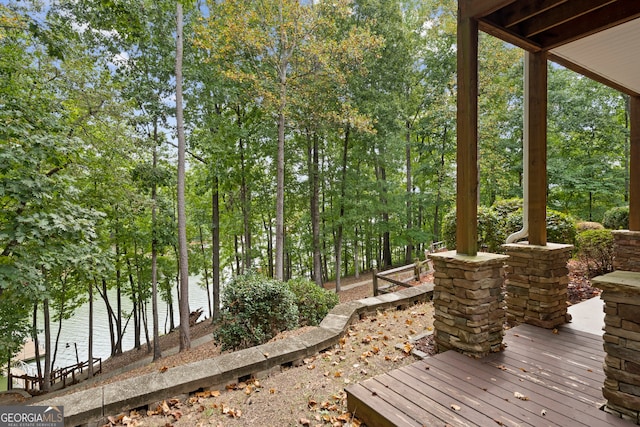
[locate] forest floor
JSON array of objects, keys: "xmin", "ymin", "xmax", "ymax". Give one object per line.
[{"xmin": 4, "ymin": 261, "xmax": 601, "ymax": 426}]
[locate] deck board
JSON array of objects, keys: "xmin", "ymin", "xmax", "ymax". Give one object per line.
[{"xmin": 346, "ymin": 323, "xmax": 631, "ymax": 426}]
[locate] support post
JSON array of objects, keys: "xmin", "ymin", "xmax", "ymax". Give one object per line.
[
  {"xmin": 526, "ymin": 51, "xmax": 548, "ymax": 245},
  {"xmin": 630, "ymin": 96, "xmax": 640, "ymax": 231},
  {"xmin": 456, "ymin": 0, "xmax": 479, "ymax": 256}
]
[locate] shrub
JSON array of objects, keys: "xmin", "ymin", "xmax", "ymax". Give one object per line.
[
  {"xmin": 576, "ymin": 229, "xmax": 614, "ymax": 277},
  {"xmin": 576, "ymin": 221, "xmax": 604, "ymax": 233},
  {"xmin": 442, "ymin": 207, "xmax": 502, "ymax": 253},
  {"xmin": 502, "ymin": 208, "xmax": 576, "ymax": 245},
  {"xmin": 603, "ymin": 206, "xmax": 629, "ymax": 230},
  {"xmin": 213, "ymin": 271, "xmax": 299, "ymax": 351},
  {"xmin": 492, "ymin": 198, "xmax": 524, "ymax": 221},
  {"xmin": 286, "ymin": 278, "xmax": 339, "ymax": 327}
]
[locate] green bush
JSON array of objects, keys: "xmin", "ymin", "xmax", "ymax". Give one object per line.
[
  {"xmin": 492, "ymin": 198, "xmax": 524, "ymax": 221},
  {"xmin": 576, "ymin": 229, "xmax": 614, "ymax": 277},
  {"xmin": 502, "ymin": 208, "xmax": 576, "ymax": 245},
  {"xmin": 576, "ymin": 221, "xmax": 605, "ymax": 233},
  {"xmin": 213, "ymin": 271, "xmax": 299, "ymax": 351},
  {"xmin": 442, "ymin": 207, "xmax": 502, "ymax": 253},
  {"xmin": 603, "ymin": 206, "xmax": 629, "ymax": 230},
  {"xmin": 286, "ymin": 278, "xmax": 339, "ymax": 327}
]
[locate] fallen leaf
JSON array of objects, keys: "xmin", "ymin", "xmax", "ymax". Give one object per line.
[
  {"xmin": 519, "ymin": 367, "xmax": 527, "ymax": 372},
  {"xmin": 299, "ymin": 418, "xmax": 311, "ymax": 426},
  {"xmin": 159, "ymin": 366, "xmax": 168, "ymax": 373},
  {"xmin": 514, "ymin": 392, "xmax": 529, "ymax": 401},
  {"xmin": 269, "ymin": 388, "xmax": 276, "ymax": 394},
  {"xmin": 451, "ymin": 404, "xmax": 461, "ymax": 411},
  {"xmin": 541, "ymin": 409, "xmax": 547, "ymax": 416},
  {"xmin": 552, "ymin": 328, "xmax": 559, "ymax": 334}
]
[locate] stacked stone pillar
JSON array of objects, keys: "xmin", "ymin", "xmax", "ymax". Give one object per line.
[
  {"xmin": 594, "ymin": 230, "xmax": 640, "ymax": 423},
  {"xmin": 429, "ymin": 251, "xmax": 508, "ymax": 358},
  {"xmin": 613, "ymin": 230, "xmax": 640, "ymax": 272},
  {"xmin": 503, "ymin": 243, "xmax": 573, "ymax": 329}
]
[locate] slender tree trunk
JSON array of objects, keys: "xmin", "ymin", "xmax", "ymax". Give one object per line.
[
  {"xmin": 176, "ymin": 2, "xmax": 190, "ymax": 351},
  {"xmin": 354, "ymin": 225, "xmax": 360, "ymax": 278},
  {"xmin": 199, "ymin": 226, "xmax": 212, "ymax": 318},
  {"xmin": 275, "ymin": 71, "xmax": 287, "ymax": 281},
  {"xmin": 32, "ymin": 303, "xmax": 42, "ymax": 383},
  {"xmin": 308, "ymin": 131, "xmax": 322, "ymax": 286},
  {"xmin": 238, "ymin": 124, "xmax": 252, "ymax": 271},
  {"xmin": 379, "ymin": 165, "xmax": 392, "ymax": 268},
  {"xmin": 335, "ymin": 125, "xmax": 350, "ymax": 292},
  {"xmin": 405, "ymin": 122, "xmax": 413, "ymax": 264},
  {"xmin": 88, "ymin": 281, "xmax": 94, "ymax": 376},
  {"xmin": 151, "ymin": 142, "xmax": 162, "ymax": 360},
  {"xmin": 43, "ymin": 299, "xmax": 51, "ymax": 392},
  {"xmin": 263, "ymin": 217, "xmax": 274, "ymax": 278},
  {"xmin": 212, "ymin": 176, "xmax": 220, "ymax": 320},
  {"xmin": 433, "ymin": 124, "xmax": 448, "ymax": 242}
]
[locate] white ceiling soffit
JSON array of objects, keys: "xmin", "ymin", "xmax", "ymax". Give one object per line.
[{"xmin": 550, "ymin": 18, "xmax": 640, "ymax": 95}]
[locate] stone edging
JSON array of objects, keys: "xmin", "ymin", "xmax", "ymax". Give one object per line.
[{"xmin": 33, "ymin": 284, "xmax": 433, "ymax": 427}]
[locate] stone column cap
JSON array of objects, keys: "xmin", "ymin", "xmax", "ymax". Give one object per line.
[
  {"xmin": 502, "ymin": 242, "xmax": 573, "ymax": 251},
  {"xmin": 593, "ymin": 270, "xmax": 640, "ymax": 293},
  {"xmin": 428, "ymin": 250, "xmax": 508, "ymax": 265}
]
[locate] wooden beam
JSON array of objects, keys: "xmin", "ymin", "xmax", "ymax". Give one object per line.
[
  {"xmin": 498, "ymin": 0, "xmax": 568, "ymax": 28},
  {"xmin": 630, "ymin": 96, "xmax": 640, "ymax": 231},
  {"xmin": 534, "ymin": 0, "xmax": 640, "ymax": 49},
  {"xmin": 519, "ymin": 0, "xmax": 617, "ymax": 38},
  {"xmin": 526, "ymin": 51, "xmax": 548, "ymax": 245},
  {"xmin": 478, "ymin": 20, "xmax": 543, "ymax": 52},
  {"xmin": 461, "ymin": 0, "xmax": 517, "ymax": 20},
  {"xmin": 456, "ymin": 3, "xmax": 479, "ymax": 256}
]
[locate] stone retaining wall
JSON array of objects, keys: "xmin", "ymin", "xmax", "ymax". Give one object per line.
[{"xmin": 32, "ymin": 285, "xmax": 433, "ymax": 427}]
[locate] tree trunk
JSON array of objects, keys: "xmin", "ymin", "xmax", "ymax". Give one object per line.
[
  {"xmin": 43, "ymin": 299, "xmax": 51, "ymax": 392},
  {"xmin": 334, "ymin": 125, "xmax": 350, "ymax": 292},
  {"xmin": 175, "ymin": 2, "xmax": 190, "ymax": 351},
  {"xmin": 308, "ymin": 131, "xmax": 323, "ymax": 286},
  {"xmin": 151, "ymin": 141, "xmax": 162, "ymax": 360},
  {"xmin": 212, "ymin": 176, "xmax": 221, "ymax": 320},
  {"xmin": 275, "ymin": 70, "xmax": 287, "ymax": 281},
  {"xmin": 433, "ymin": 124, "xmax": 448, "ymax": 242},
  {"xmin": 405, "ymin": 122, "xmax": 413, "ymax": 264},
  {"xmin": 238, "ymin": 118, "xmax": 252, "ymax": 271},
  {"xmin": 199, "ymin": 225, "xmax": 212, "ymax": 318},
  {"xmin": 88, "ymin": 281, "xmax": 94, "ymax": 376},
  {"xmin": 32, "ymin": 303, "xmax": 42, "ymax": 383}
]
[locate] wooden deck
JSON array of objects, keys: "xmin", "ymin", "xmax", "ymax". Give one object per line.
[{"xmin": 346, "ymin": 323, "xmax": 631, "ymax": 426}]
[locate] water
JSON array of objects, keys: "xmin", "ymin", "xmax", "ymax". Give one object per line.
[{"xmin": 27, "ymin": 276, "xmax": 212, "ymax": 373}]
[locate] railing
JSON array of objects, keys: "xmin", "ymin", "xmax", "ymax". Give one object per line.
[
  {"xmin": 372, "ymin": 242, "xmax": 446, "ymax": 296},
  {"xmin": 8, "ymin": 357, "xmax": 102, "ymax": 393},
  {"xmin": 373, "ymin": 258, "xmax": 432, "ymax": 296}
]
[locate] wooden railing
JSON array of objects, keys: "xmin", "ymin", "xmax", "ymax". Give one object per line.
[
  {"xmin": 373, "ymin": 258, "xmax": 432, "ymax": 296},
  {"xmin": 8, "ymin": 357, "xmax": 102, "ymax": 393},
  {"xmin": 372, "ymin": 243, "xmax": 446, "ymax": 296}
]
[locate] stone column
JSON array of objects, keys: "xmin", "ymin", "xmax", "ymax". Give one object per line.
[
  {"xmin": 613, "ymin": 230, "xmax": 640, "ymax": 272},
  {"xmin": 593, "ymin": 271, "xmax": 640, "ymax": 423},
  {"xmin": 503, "ymin": 243, "xmax": 573, "ymax": 328},
  {"xmin": 429, "ymin": 251, "xmax": 508, "ymax": 358}
]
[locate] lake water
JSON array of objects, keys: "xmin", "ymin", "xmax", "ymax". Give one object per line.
[{"xmin": 26, "ymin": 276, "xmax": 212, "ymax": 373}]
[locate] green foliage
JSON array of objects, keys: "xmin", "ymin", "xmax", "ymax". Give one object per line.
[
  {"xmin": 576, "ymin": 229, "xmax": 614, "ymax": 277},
  {"xmin": 503, "ymin": 209, "xmax": 577, "ymax": 245},
  {"xmin": 286, "ymin": 278, "xmax": 339, "ymax": 327},
  {"xmin": 442, "ymin": 207, "xmax": 502, "ymax": 252},
  {"xmin": 602, "ymin": 206, "xmax": 629, "ymax": 230},
  {"xmin": 213, "ymin": 271, "xmax": 299, "ymax": 351}
]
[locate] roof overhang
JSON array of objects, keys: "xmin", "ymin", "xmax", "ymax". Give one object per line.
[{"xmin": 462, "ymin": 0, "xmax": 640, "ymax": 96}]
